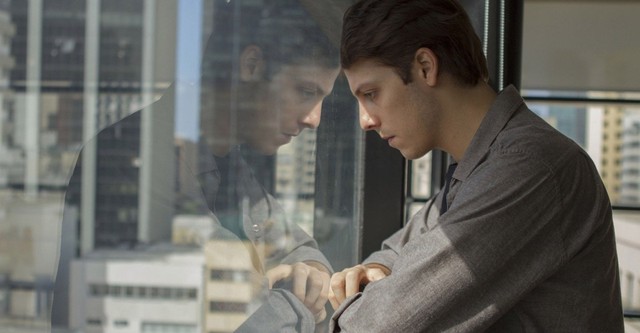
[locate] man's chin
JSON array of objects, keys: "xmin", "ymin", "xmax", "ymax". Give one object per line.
[
  {"xmin": 400, "ymin": 149, "xmax": 422, "ymax": 160},
  {"xmin": 403, "ymin": 149, "xmax": 432, "ymax": 161},
  {"xmin": 252, "ymin": 143, "xmax": 280, "ymax": 156}
]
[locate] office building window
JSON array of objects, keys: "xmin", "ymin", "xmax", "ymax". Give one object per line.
[
  {"xmin": 209, "ymin": 301, "xmax": 247, "ymax": 313},
  {"xmin": 520, "ymin": 1, "xmax": 640, "ymax": 325}
]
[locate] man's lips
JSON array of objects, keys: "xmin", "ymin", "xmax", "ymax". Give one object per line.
[
  {"xmin": 278, "ymin": 132, "xmax": 299, "ymax": 144},
  {"xmin": 282, "ymin": 129, "xmax": 301, "ymax": 137},
  {"xmin": 381, "ymin": 135, "xmax": 397, "ymax": 147}
]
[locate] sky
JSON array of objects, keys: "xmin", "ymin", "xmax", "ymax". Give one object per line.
[{"xmin": 174, "ymin": 0, "xmax": 203, "ymax": 142}]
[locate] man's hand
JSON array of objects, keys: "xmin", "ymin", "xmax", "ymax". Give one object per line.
[
  {"xmin": 328, "ymin": 264, "xmax": 390, "ymax": 310},
  {"xmin": 266, "ymin": 262, "xmax": 331, "ymax": 323}
]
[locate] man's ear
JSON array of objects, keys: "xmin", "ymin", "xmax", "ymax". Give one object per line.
[
  {"xmin": 239, "ymin": 45, "xmax": 266, "ymax": 82},
  {"xmin": 414, "ymin": 47, "xmax": 438, "ymax": 86}
]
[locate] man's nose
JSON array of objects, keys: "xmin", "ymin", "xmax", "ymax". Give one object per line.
[
  {"xmin": 300, "ymin": 101, "xmax": 322, "ymax": 129},
  {"xmin": 359, "ymin": 105, "xmax": 378, "ymax": 131}
]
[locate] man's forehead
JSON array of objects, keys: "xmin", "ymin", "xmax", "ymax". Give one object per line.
[
  {"xmin": 277, "ymin": 64, "xmax": 340, "ymax": 87},
  {"xmin": 278, "ymin": 63, "xmax": 339, "ymax": 75},
  {"xmin": 344, "ymin": 59, "xmax": 394, "ymax": 92},
  {"xmin": 344, "ymin": 58, "xmax": 392, "ymax": 74}
]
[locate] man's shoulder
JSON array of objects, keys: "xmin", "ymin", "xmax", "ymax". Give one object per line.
[
  {"xmin": 95, "ymin": 90, "xmax": 174, "ymax": 143},
  {"xmin": 494, "ymin": 106, "xmax": 586, "ymax": 166},
  {"xmin": 96, "ymin": 109, "xmax": 142, "ymax": 142},
  {"xmin": 486, "ymin": 106, "xmax": 605, "ymax": 201}
]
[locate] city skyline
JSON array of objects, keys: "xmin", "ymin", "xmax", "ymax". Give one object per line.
[{"xmin": 0, "ymin": 1, "xmax": 638, "ymax": 332}]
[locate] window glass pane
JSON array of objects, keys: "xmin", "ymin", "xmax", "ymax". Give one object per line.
[
  {"xmin": 525, "ymin": 98, "xmax": 640, "ymax": 322},
  {"xmin": 405, "ymin": 152, "xmax": 433, "ymax": 223},
  {"xmin": 523, "ymin": 1, "xmax": 640, "ymax": 324},
  {"xmin": 410, "ymin": 153, "xmax": 432, "ymax": 199},
  {"xmin": 0, "ymin": 1, "xmax": 359, "ymax": 332},
  {"xmin": 522, "ymin": 1, "xmax": 640, "ymax": 91},
  {"xmin": 522, "ymin": 82, "xmax": 640, "ymax": 329},
  {"xmin": 525, "ymin": 98, "xmax": 640, "ymax": 207}
]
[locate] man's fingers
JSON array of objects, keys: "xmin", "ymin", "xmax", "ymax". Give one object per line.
[
  {"xmin": 344, "ymin": 266, "xmax": 365, "ymax": 297},
  {"xmin": 265, "ymin": 264, "xmax": 292, "ymax": 288},
  {"xmin": 328, "ymin": 264, "xmax": 391, "ymax": 311},
  {"xmin": 314, "ymin": 307, "xmax": 327, "ymax": 324},
  {"xmin": 329, "ymin": 265, "xmax": 366, "ymax": 309},
  {"xmin": 266, "ymin": 263, "xmax": 332, "ymax": 321},
  {"xmin": 312, "ymin": 274, "xmax": 330, "ymax": 312},
  {"xmin": 366, "ymin": 268, "xmax": 388, "ymax": 282},
  {"xmin": 329, "ymin": 272, "xmax": 347, "ymax": 308},
  {"xmin": 291, "ymin": 263, "xmax": 310, "ymax": 303},
  {"xmin": 291, "ymin": 263, "xmax": 330, "ymax": 314},
  {"xmin": 303, "ymin": 270, "xmax": 326, "ymax": 309},
  {"xmin": 328, "ymin": 282, "xmax": 341, "ymax": 310}
]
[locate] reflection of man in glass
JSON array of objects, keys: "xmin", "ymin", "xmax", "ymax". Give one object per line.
[
  {"xmin": 54, "ymin": 0, "xmax": 340, "ymax": 332},
  {"xmin": 195, "ymin": 0, "xmax": 341, "ymax": 328}
]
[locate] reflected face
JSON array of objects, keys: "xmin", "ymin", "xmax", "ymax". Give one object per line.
[
  {"xmin": 239, "ymin": 64, "xmax": 341, "ymax": 155},
  {"xmin": 344, "ymin": 59, "xmax": 441, "ymax": 160}
]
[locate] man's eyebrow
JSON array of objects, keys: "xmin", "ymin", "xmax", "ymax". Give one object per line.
[
  {"xmin": 351, "ymin": 76, "xmax": 379, "ymax": 96},
  {"xmin": 298, "ymin": 80, "xmax": 327, "ymax": 96},
  {"xmin": 352, "ymin": 83, "xmax": 372, "ymax": 97}
]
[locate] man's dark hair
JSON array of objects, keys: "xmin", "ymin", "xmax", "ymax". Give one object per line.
[
  {"xmin": 341, "ymin": 0, "xmax": 488, "ymax": 86},
  {"xmin": 202, "ymin": 0, "xmax": 339, "ymax": 85}
]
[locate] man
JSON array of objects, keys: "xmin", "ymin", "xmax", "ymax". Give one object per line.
[
  {"xmin": 329, "ymin": 0, "xmax": 624, "ymax": 332},
  {"xmin": 54, "ymin": 1, "xmax": 340, "ymax": 332}
]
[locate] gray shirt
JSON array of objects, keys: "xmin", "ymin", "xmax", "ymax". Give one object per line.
[{"xmin": 331, "ymin": 86, "xmax": 624, "ymax": 332}]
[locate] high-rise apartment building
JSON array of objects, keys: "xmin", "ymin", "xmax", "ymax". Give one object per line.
[
  {"xmin": 0, "ymin": 1, "xmax": 16, "ymax": 187},
  {"xmin": 619, "ymin": 112, "xmax": 640, "ymax": 204},
  {"xmin": 601, "ymin": 106, "xmax": 625, "ymax": 203},
  {"xmin": 2, "ymin": 0, "xmax": 178, "ymax": 328},
  {"xmin": 69, "ymin": 244, "xmax": 204, "ymax": 333},
  {"xmin": 275, "ymin": 131, "xmax": 318, "ymax": 234}
]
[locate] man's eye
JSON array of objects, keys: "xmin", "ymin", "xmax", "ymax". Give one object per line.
[
  {"xmin": 364, "ymin": 91, "xmax": 376, "ymax": 100},
  {"xmin": 300, "ymin": 87, "xmax": 318, "ymax": 100}
]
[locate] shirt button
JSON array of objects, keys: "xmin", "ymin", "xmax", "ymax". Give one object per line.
[{"xmin": 252, "ymin": 224, "xmax": 261, "ymax": 233}]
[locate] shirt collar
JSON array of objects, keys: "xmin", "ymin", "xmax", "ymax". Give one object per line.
[{"xmin": 453, "ymin": 85, "xmax": 524, "ymax": 181}]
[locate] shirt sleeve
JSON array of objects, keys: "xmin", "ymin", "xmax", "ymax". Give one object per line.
[
  {"xmin": 279, "ymin": 226, "xmax": 333, "ymax": 273},
  {"xmin": 362, "ymin": 197, "xmax": 439, "ymax": 270},
  {"xmin": 261, "ymin": 195, "xmax": 334, "ymax": 273},
  {"xmin": 332, "ymin": 150, "xmax": 601, "ymax": 332},
  {"xmin": 236, "ymin": 288, "xmax": 316, "ymax": 333}
]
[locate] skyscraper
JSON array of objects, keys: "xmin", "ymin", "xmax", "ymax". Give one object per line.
[{"xmin": 4, "ymin": 0, "xmax": 177, "ymax": 327}]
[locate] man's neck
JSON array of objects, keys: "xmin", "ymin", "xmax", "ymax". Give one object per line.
[{"xmin": 438, "ymin": 81, "xmax": 497, "ymax": 162}]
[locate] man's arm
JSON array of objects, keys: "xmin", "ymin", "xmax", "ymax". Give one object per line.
[
  {"xmin": 330, "ymin": 152, "xmax": 594, "ymax": 332},
  {"xmin": 238, "ymin": 192, "xmax": 336, "ymax": 323},
  {"xmin": 327, "ymin": 197, "xmax": 439, "ymax": 309}
]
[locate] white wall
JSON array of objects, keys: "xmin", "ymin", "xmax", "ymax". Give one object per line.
[{"xmin": 70, "ymin": 249, "xmax": 204, "ymax": 333}]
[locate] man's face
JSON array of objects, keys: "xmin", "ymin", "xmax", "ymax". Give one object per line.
[
  {"xmin": 343, "ymin": 59, "xmax": 442, "ymax": 160},
  {"xmin": 238, "ymin": 63, "xmax": 340, "ymax": 155}
]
